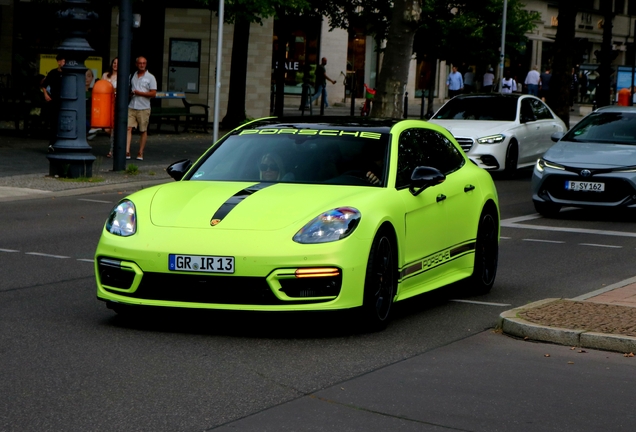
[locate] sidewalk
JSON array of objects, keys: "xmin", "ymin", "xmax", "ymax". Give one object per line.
[{"xmin": 499, "ymin": 277, "xmax": 636, "ymax": 354}]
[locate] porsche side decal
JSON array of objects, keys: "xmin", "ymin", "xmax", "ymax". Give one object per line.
[
  {"xmin": 210, "ymin": 183, "xmax": 274, "ymax": 225},
  {"xmin": 399, "ymin": 240, "xmax": 476, "ymax": 280}
]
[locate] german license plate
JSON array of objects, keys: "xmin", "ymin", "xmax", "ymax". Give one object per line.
[
  {"xmin": 168, "ymin": 254, "xmax": 235, "ymax": 273},
  {"xmin": 565, "ymin": 180, "xmax": 605, "ymax": 192}
]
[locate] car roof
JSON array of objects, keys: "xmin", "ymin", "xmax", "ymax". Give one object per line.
[
  {"xmin": 451, "ymin": 93, "xmax": 523, "ymax": 101},
  {"xmin": 595, "ymin": 105, "xmax": 636, "ymax": 113},
  {"xmin": 238, "ymin": 116, "xmax": 400, "ymax": 134}
]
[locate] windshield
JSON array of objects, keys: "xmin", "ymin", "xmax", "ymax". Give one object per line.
[
  {"xmin": 186, "ymin": 128, "xmax": 391, "ymax": 187},
  {"xmin": 433, "ymin": 96, "xmax": 518, "ymax": 121},
  {"xmin": 562, "ymin": 111, "xmax": 636, "ymax": 145}
]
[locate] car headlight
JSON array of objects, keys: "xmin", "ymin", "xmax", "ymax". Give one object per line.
[
  {"xmin": 293, "ymin": 207, "xmax": 361, "ymax": 244},
  {"xmin": 536, "ymin": 158, "xmax": 565, "ymax": 173},
  {"xmin": 105, "ymin": 200, "xmax": 137, "ymax": 236},
  {"xmin": 477, "ymin": 134, "xmax": 506, "ymax": 144}
]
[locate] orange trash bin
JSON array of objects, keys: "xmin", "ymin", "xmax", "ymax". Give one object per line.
[
  {"xmin": 618, "ymin": 88, "xmax": 631, "ymax": 106},
  {"xmin": 91, "ymin": 79, "xmax": 115, "ymax": 128}
]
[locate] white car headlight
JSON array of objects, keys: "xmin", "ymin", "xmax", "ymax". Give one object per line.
[
  {"xmin": 477, "ymin": 134, "xmax": 506, "ymax": 144},
  {"xmin": 536, "ymin": 158, "xmax": 565, "ymax": 173},
  {"xmin": 105, "ymin": 200, "xmax": 137, "ymax": 236},
  {"xmin": 293, "ymin": 207, "xmax": 361, "ymax": 244}
]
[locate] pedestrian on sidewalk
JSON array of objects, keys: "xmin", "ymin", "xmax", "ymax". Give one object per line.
[
  {"xmin": 101, "ymin": 57, "xmax": 118, "ymax": 158},
  {"xmin": 482, "ymin": 68, "xmax": 495, "ymax": 93},
  {"xmin": 309, "ymin": 57, "xmax": 336, "ymax": 109},
  {"xmin": 126, "ymin": 56, "xmax": 157, "ymax": 161},
  {"xmin": 40, "ymin": 53, "xmax": 65, "ymax": 149},
  {"xmin": 524, "ymin": 65, "xmax": 540, "ymax": 97},
  {"xmin": 446, "ymin": 65, "xmax": 464, "ymax": 98},
  {"xmin": 539, "ymin": 68, "xmax": 551, "ymax": 103}
]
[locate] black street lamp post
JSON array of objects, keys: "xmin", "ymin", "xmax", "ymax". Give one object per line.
[{"xmin": 47, "ymin": 0, "xmax": 98, "ymax": 178}]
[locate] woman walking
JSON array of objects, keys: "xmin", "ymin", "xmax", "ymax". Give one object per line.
[{"xmin": 101, "ymin": 58, "xmax": 118, "ymax": 158}]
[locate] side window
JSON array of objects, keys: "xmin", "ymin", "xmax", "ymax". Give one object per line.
[
  {"xmin": 520, "ymin": 99, "xmax": 536, "ymax": 122},
  {"xmin": 530, "ymin": 99, "xmax": 553, "ymax": 120},
  {"xmin": 396, "ymin": 128, "xmax": 465, "ymax": 189}
]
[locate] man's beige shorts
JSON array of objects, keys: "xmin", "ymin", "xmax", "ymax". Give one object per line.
[{"xmin": 128, "ymin": 108, "xmax": 151, "ymax": 132}]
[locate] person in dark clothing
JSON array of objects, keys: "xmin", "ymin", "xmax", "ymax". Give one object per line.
[
  {"xmin": 539, "ymin": 68, "xmax": 551, "ymax": 102},
  {"xmin": 41, "ymin": 54, "xmax": 65, "ymax": 147},
  {"xmin": 309, "ymin": 57, "xmax": 336, "ymax": 108}
]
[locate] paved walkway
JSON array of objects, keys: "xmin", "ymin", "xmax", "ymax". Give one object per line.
[{"xmin": 3, "ymin": 104, "xmax": 632, "ymax": 353}]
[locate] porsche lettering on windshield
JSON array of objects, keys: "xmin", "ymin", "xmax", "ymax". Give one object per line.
[{"xmin": 239, "ymin": 129, "xmax": 382, "ymax": 140}]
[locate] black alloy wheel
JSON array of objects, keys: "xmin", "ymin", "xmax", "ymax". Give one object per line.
[
  {"xmin": 361, "ymin": 229, "xmax": 397, "ymax": 331},
  {"xmin": 470, "ymin": 210, "xmax": 498, "ymax": 294},
  {"xmin": 533, "ymin": 200, "xmax": 561, "ymax": 218}
]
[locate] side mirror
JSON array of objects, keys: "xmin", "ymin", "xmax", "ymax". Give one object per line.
[
  {"xmin": 167, "ymin": 159, "xmax": 193, "ymax": 181},
  {"xmin": 551, "ymin": 131, "xmax": 565, "ymax": 142},
  {"xmin": 409, "ymin": 166, "xmax": 445, "ymax": 196}
]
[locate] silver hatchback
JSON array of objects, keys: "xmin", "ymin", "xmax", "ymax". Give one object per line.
[{"xmin": 532, "ymin": 106, "xmax": 636, "ymax": 216}]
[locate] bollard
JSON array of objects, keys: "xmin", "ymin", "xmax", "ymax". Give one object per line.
[{"xmin": 403, "ymin": 92, "xmax": 409, "ymax": 118}]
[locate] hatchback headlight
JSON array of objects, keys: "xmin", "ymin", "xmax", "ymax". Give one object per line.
[
  {"xmin": 293, "ymin": 207, "xmax": 361, "ymax": 244},
  {"xmin": 477, "ymin": 134, "xmax": 505, "ymax": 144},
  {"xmin": 105, "ymin": 200, "xmax": 137, "ymax": 236},
  {"xmin": 536, "ymin": 158, "xmax": 565, "ymax": 173}
]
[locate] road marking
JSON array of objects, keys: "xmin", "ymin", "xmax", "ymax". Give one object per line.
[
  {"xmin": 25, "ymin": 252, "xmax": 70, "ymax": 259},
  {"xmin": 450, "ymin": 299, "xmax": 511, "ymax": 307},
  {"xmin": 502, "ymin": 221, "xmax": 636, "ymax": 238},
  {"xmin": 0, "ymin": 248, "xmax": 19, "ymax": 252},
  {"xmin": 500, "ymin": 236, "xmax": 511, "ymax": 240},
  {"xmin": 501, "ymin": 214, "xmax": 543, "ymax": 224},
  {"xmin": 78, "ymin": 199, "xmax": 113, "ymax": 204},
  {"xmin": 579, "ymin": 243, "xmax": 622, "ymax": 249},
  {"xmin": 77, "ymin": 258, "xmax": 94, "ymax": 263},
  {"xmin": 522, "ymin": 238, "xmax": 565, "ymax": 244}
]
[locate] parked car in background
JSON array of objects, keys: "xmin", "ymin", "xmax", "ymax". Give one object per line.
[
  {"xmin": 532, "ymin": 106, "xmax": 636, "ymax": 216},
  {"xmin": 95, "ymin": 117, "xmax": 500, "ymax": 331},
  {"xmin": 429, "ymin": 94, "xmax": 566, "ymax": 175}
]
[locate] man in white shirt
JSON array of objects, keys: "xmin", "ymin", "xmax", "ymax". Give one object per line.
[
  {"xmin": 127, "ymin": 56, "xmax": 157, "ymax": 161},
  {"xmin": 524, "ymin": 66, "xmax": 541, "ymax": 97}
]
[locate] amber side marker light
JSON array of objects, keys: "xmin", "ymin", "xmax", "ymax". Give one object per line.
[{"xmin": 295, "ymin": 268, "xmax": 340, "ymax": 278}]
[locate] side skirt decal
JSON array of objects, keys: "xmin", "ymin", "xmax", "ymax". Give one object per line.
[{"xmin": 399, "ymin": 240, "xmax": 476, "ymax": 281}]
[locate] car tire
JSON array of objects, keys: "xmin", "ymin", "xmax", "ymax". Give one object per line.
[
  {"xmin": 469, "ymin": 209, "xmax": 499, "ymax": 294},
  {"xmin": 360, "ymin": 228, "xmax": 397, "ymax": 332},
  {"xmin": 504, "ymin": 140, "xmax": 518, "ymax": 178},
  {"xmin": 533, "ymin": 200, "xmax": 561, "ymax": 217}
]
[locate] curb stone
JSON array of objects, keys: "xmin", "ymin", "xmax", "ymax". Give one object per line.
[{"xmin": 499, "ymin": 298, "xmax": 636, "ymax": 353}]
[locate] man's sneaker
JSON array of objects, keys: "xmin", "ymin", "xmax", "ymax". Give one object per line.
[
  {"xmin": 126, "ymin": 152, "xmax": 131, "ymax": 160},
  {"xmin": 136, "ymin": 153, "xmax": 143, "ymax": 161},
  {"xmin": 87, "ymin": 133, "xmax": 96, "ymax": 141}
]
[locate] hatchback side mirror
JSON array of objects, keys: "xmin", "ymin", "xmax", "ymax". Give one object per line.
[
  {"xmin": 409, "ymin": 166, "xmax": 446, "ymax": 196},
  {"xmin": 167, "ymin": 159, "xmax": 193, "ymax": 181},
  {"xmin": 551, "ymin": 131, "xmax": 565, "ymax": 142}
]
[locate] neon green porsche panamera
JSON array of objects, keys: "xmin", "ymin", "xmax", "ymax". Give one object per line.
[{"xmin": 95, "ymin": 117, "xmax": 499, "ymax": 330}]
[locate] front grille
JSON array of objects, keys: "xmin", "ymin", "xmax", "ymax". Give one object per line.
[
  {"xmin": 279, "ymin": 275, "xmax": 342, "ymax": 298},
  {"xmin": 543, "ymin": 176, "xmax": 636, "ymax": 203},
  {"xmin": 105, "ymin": 273, "xmax": 332, "ymax": 305},
  {"xmin": 454, "ymin": 137, "xmax": 474, "ymax": 152}
]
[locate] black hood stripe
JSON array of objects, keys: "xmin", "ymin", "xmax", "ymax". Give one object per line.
[{"xmin": 211, "ymin": 183, "xmax": 274, "ymax": 222}]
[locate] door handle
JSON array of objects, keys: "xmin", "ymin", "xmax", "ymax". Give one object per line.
[
  {"xmin": 464, "ymin": 184, "xmax": 475, "ymax": 192},
  {"xmin": 436, "ymin": 194, "xmax": 447, "ymax": 203}
]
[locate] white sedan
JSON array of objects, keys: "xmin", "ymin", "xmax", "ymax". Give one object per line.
[{"xmin": 429, "ymin": 94, "xmax": 566, "ymax": 175}]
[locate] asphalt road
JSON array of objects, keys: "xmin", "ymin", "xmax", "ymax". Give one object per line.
[{"xmin": 1, "ymin": 171, "xmax": 636, "ymax": 431}]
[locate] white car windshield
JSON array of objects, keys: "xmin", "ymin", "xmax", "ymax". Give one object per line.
[
  {"xmin": 434, "ymin": 96, "xmax": 517, "ymax": 121},
  {"xmin": 186, "ymin": 128, "xmax": 391, "ymax": 187}
]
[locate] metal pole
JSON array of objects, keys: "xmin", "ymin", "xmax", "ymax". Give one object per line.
[
  {"xmin": 114, "ymin": 0, "xmax": 132, "ymax": 171},
  {"xmin": 499, "ymin": 0, "xmax": 508, "ymax": 94},
  {"xmin": 213, "ymin": 0, "xmax": 224, "ymax": 143}
]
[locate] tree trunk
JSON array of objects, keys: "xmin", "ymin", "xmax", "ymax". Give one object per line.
[
  {"xmin": 595, "ymin": 2, "xmax": 614, "ymax": 108},
  {"xmin": 222, "ymin": 18, "xmax": 250, "ymax": 129},
  {"xmin": 370, "ymin": 0, "xmax": 420, "ymax": 118},
  {"xmin": 550, "ymin": 1, "xmax": 577, "ymax": 128}
]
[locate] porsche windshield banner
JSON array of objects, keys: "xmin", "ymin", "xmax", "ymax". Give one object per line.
[{"xmin": 238, "ymin": 129, "xmax": 383, "ymax": 140}]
